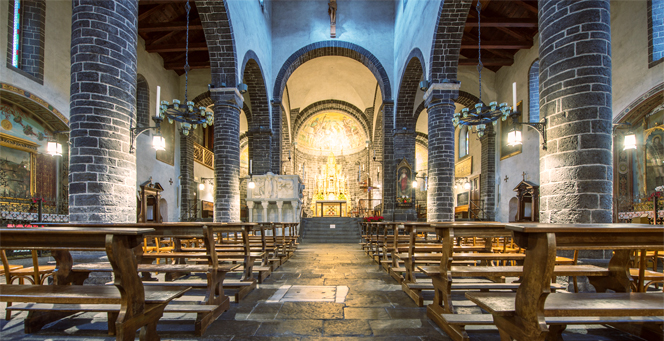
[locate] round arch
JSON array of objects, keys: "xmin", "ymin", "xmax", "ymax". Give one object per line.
[
  {"xmin": 273, "ymin": 41, "xmax": 392, "ymax": 102},
  {"xmin": 0, "ymin": 82, "xmax": 69, "ymax": 132},
  {"xmin": 292, "ymin": 100, "xmax": 371, "ymax": 142}
]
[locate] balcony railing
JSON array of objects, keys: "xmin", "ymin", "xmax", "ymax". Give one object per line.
[{"xmin": 194, "ymin": 142, "xmax": 214, "ymax": 169}]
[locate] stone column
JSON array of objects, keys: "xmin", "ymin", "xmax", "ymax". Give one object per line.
[
  {"xmin": 424, "ymin": 82, "xmax": 460, "ymax": 222},
  {"xmin": 479, "ymin": 124, "xmax": 496, "ymax": 221},
  {"xmin": 393, "ymin": 128, "xmax": 417, "ymax": 221},
  {"xmin": 276, "ymin": 200, "xmax": 284, "ymax": 222},
  {"xmin": 539, "ymin": 0, "xmax": 613, "ymax": 223},
  {"xmin": 246, "ymin": 201, "xmax": 254, "ymax": 222},
  {"xmin": 381, "ymin": 101, "xmax": 396, "ymax": 219},
  {"xmin": 180, "ymin": 135, "xmax": 195, "ymax": 220},
  {"xmin": 248, "ymin": 128, "xmax": 272, "ymax": 175},
  {"xmin": 271, "ymin": 101, "xmax": 282, "ymax": 174},
  {"xmin": 261, "ymin": 200, "xmax": 269, "ymax": 222},
  {"xmin": 69, "ymin": 0, "xmax": 138, "ymax": 223},
  {"xmin": 211, "ymin": 88, "xmax": 243, "ymax": 222},
  {"xmin": 291, "ymin": 200, "xmax": 299, "ymax": 222}
]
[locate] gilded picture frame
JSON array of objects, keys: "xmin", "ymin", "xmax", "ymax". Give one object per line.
[{"xmin": 0, "ymin": 133, "xmax": 37, "ymax": 198}]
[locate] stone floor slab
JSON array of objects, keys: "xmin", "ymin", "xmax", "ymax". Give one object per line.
[
  {"xmin": 276, "ymin": 302, "xmax": 345, "ymax": 320},
  {"xmin": 323, "ymin": 320, "xmax": 372, "ymax": 336},
  {"xmin": 255, "ymin": 320, "xmax": 323, "ymax": 336},
  {"xmin": 343, "ymin": 307, "xmax": 390, "ymax": 320}
]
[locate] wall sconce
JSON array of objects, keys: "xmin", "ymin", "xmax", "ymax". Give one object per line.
[
  {"xmin": 509, "ymin": 117, "xmax": 548, "ymax": 150},
  {"xmin": 412, "ymin": 180, "xmax": 418, "ymax": 188},
  {"xmin": 46, "ymin": 131, "xmax": 69, "ymax": 157},
  {"xmin": 237, "ymin": 83, "xmax": 248, "ymax": 94},
  {"xmin": 130, "ymin": 115, "xmax": 164, "ymax": 153},
  {"xmin": 454, "ymin": 177, "xmax": 470, "ymax": 190},
  {"xmin": 419, "ymin": 80, "xmax": 430, "ymax": 91},
  {"xmin": 198, "ymin": 177, "xmax": 214, "ymax": 190},
  {"xmin": 248, "ymin": 176, "xmax": 255, "ymax": 189}
]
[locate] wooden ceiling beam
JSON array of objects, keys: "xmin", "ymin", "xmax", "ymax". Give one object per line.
[
  {"xmin": 146, "ymin": 42, "xmax": 208, "ymax": 53},
  {"xmin": 459, "ymin": 58, "xmax": 514, "ymax": 66},
  {"xmin": 461, "ymin": 40, "xmax": 532, "ymax": 49},
  {"xmin": 138, "ymin": 0, "xmax": 188, "ymax": 4},
  {"xmin": 146, "ymin": 31, "xmax": 178, "ymax": 46},
  {"xmin": 138, "ymin": 4, "xmax": 167, "ymax": 22},
  {"xmin": 465, "ymin": 17, "xmax": 537, "ymax": 27},
  {"xmin": 514, "ymin": 0, "xmax": 539, "ymax": 14},
  {"xmin": 139, "ymin": 21, "xmax": 203, "ymax": 33},
  {"xmin": 164, "ymin": 61, "xmax": 209, "ymax": 70}
]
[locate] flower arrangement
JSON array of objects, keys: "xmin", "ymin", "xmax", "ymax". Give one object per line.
[
  {"xmin": 648, "ymin": 191, "xmax": 663, "ymax": 202},
  {"xmin": 399, "ymin": 196, "xmax": 412, "ymax": 205},
  {"xmin": 363, "ymin": 216, "xmax": 384, "ymax": 222}
]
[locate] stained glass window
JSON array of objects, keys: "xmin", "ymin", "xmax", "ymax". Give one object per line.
[{"xmin": 12, "ymin": 0, "xmax": 21, "ymax": 68}]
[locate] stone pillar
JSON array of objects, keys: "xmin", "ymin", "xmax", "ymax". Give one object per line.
[
  {"xmin": 247, "ymin": 128, "xmax": 272, "ymax": 175},
  {"xmin": 291, "ymin": 200, "xmax": 299, "ymax": 222},
  {"xmin": 276, "ymin": 200, "xmax": 284, "ymax": 222},
  {"xmin": 180, "ymin": 135, "xmax": 195, "ymax": 220},
  {"xmin": 381, "ymin": 101, "xmax": 396, "ymax": 219},
  {"xmin": 69, "ymin": 0, "xmax": 138, "ymax": 223},
  {"xmin": 247, "ymin": 201, "xmax": 254, "ymax": 222},
  {"xmin": 211, "ymin": 88, "xmax": 243, "ymax": 222},
  {"xmin": 393, "ymin": 129, "xmax": 417, "ymax": 221},
  {"xmin": 539, "ymin": 0, "xmax": 613, "ymax": 223},
  {"xmin": 271, "ymin": 101, "xmax": 282, "ymax": 174},
  {"xmin": 424, "ymin": 82, "xmax": 460, "ymax": 222},
  {"xmin": 261, "ymin": 200, "xmax": 269, "ymax": 222},
  {"xmin": 479, "ymin": 124, "xmax": 496, "ymax": 221}
]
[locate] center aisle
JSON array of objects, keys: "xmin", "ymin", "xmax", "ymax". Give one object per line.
[{"xmin": 205, "ymin": 242, "xmax": 449, "ymax": 339}]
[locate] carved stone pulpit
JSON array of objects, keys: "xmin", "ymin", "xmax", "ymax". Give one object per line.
[
  {"xmin": 513, "ymin": 180, "xmax": 539, "ymax": 222},
  {"xmin": 246, "ymin": 173, "xmax": 304, "ymax": 223}
]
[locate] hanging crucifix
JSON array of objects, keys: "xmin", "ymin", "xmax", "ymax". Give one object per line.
[{"xmin": 328, "ymin": 0, "xmax": 337, "ymax": 38}]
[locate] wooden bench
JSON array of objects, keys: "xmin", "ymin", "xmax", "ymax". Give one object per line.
[
  {"xmin": 0, "ymin": 227, "xmax": 186, "ymax": 341},
  {"xmin": 463, "ymin": 223, "xmax": 664, "ymax": 341}
]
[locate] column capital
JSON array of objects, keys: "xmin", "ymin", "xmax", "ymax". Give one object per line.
[
  {"xmin": 261, "ymin": 200, "xmax": 270, "ymax": 208},
  {"xmin": 210, "ymin": 87, "xmax": 244, "ymax": 109},
  {"xmin": 246, "ymin": 201, "xmax": 255, "ymax": 209},
  {"xmin": 276, "ymin": 201, "xmax": 284, "ymax": 208},
  {"xmin": 424, "ymin": 81, "xmax": 461, "ymax": 109}
]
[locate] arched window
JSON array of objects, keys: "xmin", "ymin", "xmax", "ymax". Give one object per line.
[
  {"xmin": 136, "ymin": 74, "xmax": 150, "ymax": 127},
  {"xmin": 649, "ymin": 0, "xmax": 664, "ymax": 67},
  {"xmin": 528, "ymin": 60, "xmax": 540, "ymax": 123},
  {"xmin": 459, "ymin": 126, "xmax": 469, "ymax": 158}
]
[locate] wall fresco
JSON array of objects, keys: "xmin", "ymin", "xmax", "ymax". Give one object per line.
[{"xmin": 296, "ymin": 112, "xmax": 366, "ymax": 155}]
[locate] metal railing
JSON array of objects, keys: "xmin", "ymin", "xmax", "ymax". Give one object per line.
[{"xmin": 193, "ymin": 142, "xmax": 214, "ymax": 169}]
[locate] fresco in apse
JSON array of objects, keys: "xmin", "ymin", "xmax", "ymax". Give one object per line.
[
  {"xmin": 240, "ymin": 146, "xmax": 248, "ymax": 167},
  {"xmin": 296, "ymin": 112, "xmax": 366, "ymax": 154}
]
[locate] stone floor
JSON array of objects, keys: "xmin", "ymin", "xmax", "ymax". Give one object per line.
[{"xmin": 0, "ymin": 243, "xmax": 648, "ymax": 340}]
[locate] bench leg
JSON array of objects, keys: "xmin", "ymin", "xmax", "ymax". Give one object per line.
[
  {"xmin": 545, "ymin": 324, "xmax": 566, "ymax": 341},
  {"xmin": 426, "ymin": 304, "xmax": 470, "ymax": 341},
  {"xmin": 108, "ymin": 312, "xmax": 118, "ymax": 335},
  {"xmin": 24, "ymin": 310, "xmax": 76, "ymax": 334}
]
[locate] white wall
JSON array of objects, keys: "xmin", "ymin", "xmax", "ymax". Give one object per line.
[
  {"xmin": 271, "ymin": 0, "xmax": 395, "ymax": 100},
  {"xmin": 611, "ymin": 0, "xmax": 664, "ymax": 118},
  {"xmin": 393, "ymin": 0, "xmax": 441, "ymax": 95},
  {"xmin": 135, "ymin": 37, "xmax": 183, "ymax": 223},
  {"xmin": 493, "ymin": 37, "xmax": 541, "ymax": 223},
  {"xmin": 227, "ymin": 0, "xmax": 273, "ymax": 93},
  {"xmin": 0, "ymin": 0, "xmax": 72, "ymax": 118}
]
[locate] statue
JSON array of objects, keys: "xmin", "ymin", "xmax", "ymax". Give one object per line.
[{"xmin": 328, "ymin": 0, "xmax": 337, "ymax": 38}]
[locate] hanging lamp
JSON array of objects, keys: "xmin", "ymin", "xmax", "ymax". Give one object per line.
[
  {"xmin": 158, "ymin": 0, "xmax": 213, "ymax": 136},
  {"xmin": 452, "ymin": 2, "xmax": 518, "ymax": 138}
]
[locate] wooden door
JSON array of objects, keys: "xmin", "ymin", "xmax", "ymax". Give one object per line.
[{"xmin": 470, "ymin": 175, "xmax": 481, "ymax": 219}]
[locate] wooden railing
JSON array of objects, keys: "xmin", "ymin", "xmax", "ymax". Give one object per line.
[{"xmin": 194, "ymin": 142, "xmax": 214, "ymax": 169}]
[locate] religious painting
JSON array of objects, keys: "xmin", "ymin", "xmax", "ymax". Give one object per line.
[
  {"xmin": 0, "ymin": 101, "xmax": 53, "ymax": 154},
  {"xmin": 0, "ymin": 133, "xmax": 36, "ymax": 198},
  {"xmin": 156, "ymin": 119, "xmax": 175, "ymax": 165},
  {"xmin": 500, "ymin": 101, "xmax": 523, "ymax": 160},
  {"xmin": 457, "ymin": 192, "xmax": 469, "ymax": 206},
  {"xmin": 644, "ymin": 126, "xmax": 664, "ymax": 190},
  {"xmin": 296, "ymin": 112, "xmax": 367, "ymax": 154},
  {"xmin": 396, "ymin": 159, "xmax": 413, "ymax": 206}
]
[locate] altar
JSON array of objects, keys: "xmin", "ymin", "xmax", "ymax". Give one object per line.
[
  {"xmin": 310, "ymin": 153, "xmax": 351, "ymax": 216},
  {"xmin": 314, "ymin": 200, "xmax": 348, "ymax": 217}
]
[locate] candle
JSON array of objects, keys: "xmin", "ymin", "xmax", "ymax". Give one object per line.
[
  {"xmin": 156, "ymin": 86, "xmax": 161, "ymax": 118},
  {"xmin": 512, "ymin": 82, "xmax": 517, "ymax": 111},
  {"xmin": 249, "ymin": 160, "xmax": 252, "ymax": 174}
]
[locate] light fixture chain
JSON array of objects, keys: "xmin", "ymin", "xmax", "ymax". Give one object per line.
[
  {"xmin": 184, "ymin": 0, "xmax": 190, "ymax": 104},
  {"xmin": 476, "ymin": 1, "xmax": 482, "ymax": 104}
]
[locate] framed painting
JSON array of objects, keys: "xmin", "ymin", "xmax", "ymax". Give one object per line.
[
  {"xmin": 0, "ymin": 133, "xmax": 36, "ymax": 198},
  {"xmin": 501, "ymin": 101, "xmax": 524, "ymax": 160},
  {"xmin": 396, "ymin": 158, "xmax": 413, "ymax": 206},
  {"xmin": 156, "ymin": 120, "xmax": 175, "ymax": 165}
]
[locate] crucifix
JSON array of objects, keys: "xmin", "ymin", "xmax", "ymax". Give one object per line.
[
  {"xmin": 328, "ymin": 0, "xmax": 337, "ymax": 38},
  {"xmin": 522, "ymin": 171, "xmax": 527, "ymax": 181}
]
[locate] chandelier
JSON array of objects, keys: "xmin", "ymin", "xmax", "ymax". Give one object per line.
[
  {"xmin": 452, "ymin": 1, "xmax": 518, "ymax": 138},
  {"xmin": 158, "ymin": 0, "xmax": 213, "ymax": 136}
]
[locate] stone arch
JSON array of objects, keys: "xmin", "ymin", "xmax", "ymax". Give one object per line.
[
  {"xmin": 456, "ymin": 90, "xmax": 483, "ymax": 108},
  {"xmin": 614, "ymin": 83, "xmax": 664, "ymax": 124},
  {"xmin": 428, "ymin": 0, "xmax": 472, "ymax": 82},
  {"xmin": 136, "ymin": 74, "xmax": 150, "ymax": 127},
  {"xmin": 198, "ymin": 0, "xmax": 238, "ymax": 86},
  {"xmin": 241, "ymin": 53, "xmax": 270, "ymax": 126},
  {"xmin": 242, "ymin": 53, "xmax": 273, "ymax": 175},
  {"xmin": 273, "ymin": 41, "xmax": 392, "ymax": 102},
  {"xmin": 396, "ymin": 53, "xmax": 425, "ymax": 130},
  {"xmin": 528, "ymin": 59, "xmax": 540, "ymax": 123},
  {"xmin": 0, "ymin": 82, "xmax": 69, "ymax": 132},
  {"xmin": 292, "ymin": 100, "xmax": 371, "ymax": 141}
]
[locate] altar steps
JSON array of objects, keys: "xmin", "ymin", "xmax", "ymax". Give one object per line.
[{"xmin": 301, "ymin": 217, "xmax": 362, "ymax": 243}]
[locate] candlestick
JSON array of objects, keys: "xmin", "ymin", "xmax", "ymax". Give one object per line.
[
  {"xmin": 512, "ymin": 82, "xmax": 517, "ymax": 111},
  {"xmin": 249, "ymin": 160, "xmax": 252, "ymax": 174},
  {"xmin": 156, "ymin": 86, "xmax": 161, "ymax": 118}
]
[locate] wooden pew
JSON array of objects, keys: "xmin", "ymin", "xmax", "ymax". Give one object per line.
[
  {"xmin": 464, "ymin": 223, "xmax": 664, "ymax": 341},
  {"xmin": 0, "ymin": 227, "xmax": 187, "ymax": 341}
]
